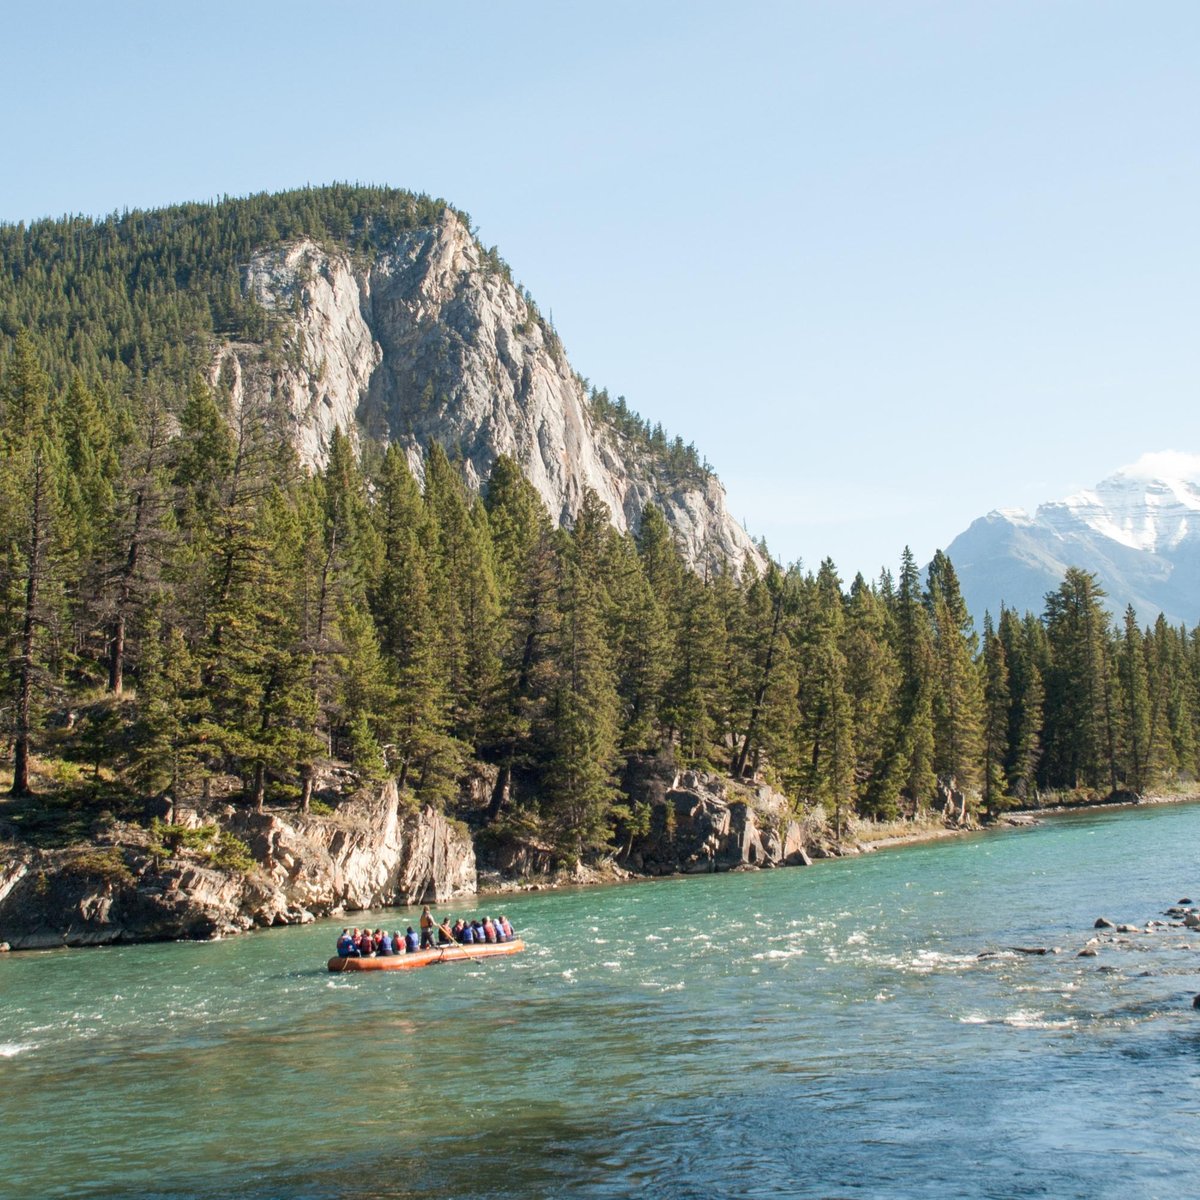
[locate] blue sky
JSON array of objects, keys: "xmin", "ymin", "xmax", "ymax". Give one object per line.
[{"xmin": 3, "ymin": 1, "xmax": 1197, "ymax": 579}]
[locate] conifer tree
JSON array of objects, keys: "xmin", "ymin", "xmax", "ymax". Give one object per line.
[
  {"xmin": 926, "ymin": 550, "xmax": 983, "ymax": 799},
  {"xmin": 422, "ymin": 444, "xmax": 500, "ymax": 750},
  {"xmin": 998, "ymin": 608, "xmax": 1044, "ymax": 801},
  {"xmin": 103, "ymin": 384, "xmax": 172, "ymax": 694},
  {"xmin": 1117, "ymin": 605, "xmax": 1152, "ymax": 792},
  {"xmin": 603, "ymin": 532, "xmax": 672, "ymax": 752},
  {"xmin": 130, "ymin": 605, "xmax": 204, "ymax": 809},
  {"xmin": 731, "ymin": 560, "xmax": 791, "ymax": 779},
  {"xmin": 543, "ymin": 490, "xmax": 620, "ymax": 859},
  {"xmin": 372, "ymin": 448, "xmax": 461, "ymax": 801},
  {"xmin": 793, "ymin": 561, "xmax": 854, "ymax": 832},
  {"xmin": 980, "ymin": 614, "xmax": 1011, "ymax": 812},
  {"xmin": 482, "ymin": 456, "xmax": 557, "ymax": 817},
  {"xmin": 663, "ymin": 568, "xmax": 727, "ymax": 767},
  {"xmin": 842, "ymin": 574, "xmax": 901, "ymax": 818},
  {"xmin": 1042, "ymin": 569, "xmax": 1118, "ymax": 792},
  {"xmin": 885, "ymin": 548, "xmax": 937, "ymax": 811},
  {"xmin": 0, "ymin": 337, "xmax": 70, "ymax": 794}
]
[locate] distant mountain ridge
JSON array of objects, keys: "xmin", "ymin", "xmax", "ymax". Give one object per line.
[{"xmin": 945, "ymin": 452, "xmax": 1200, "ymax": 627}]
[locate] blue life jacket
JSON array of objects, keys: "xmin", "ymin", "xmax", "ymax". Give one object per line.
[
  {"xmin": 461, "ymin": 925, "xmax": 475, "ymax": 944},
  {"xmin": 405, "ymin": 931, "xmax": 419, "ymax": 952},
  {"xmin": 378, "ymin": 935, "xmax": 393, "ymax": 955},
  {"xmin": 336, "ymin": 936, "xmax": 352, "ymax": 957}
]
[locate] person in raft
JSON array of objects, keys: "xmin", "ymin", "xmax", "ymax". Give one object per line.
[
  {"xmin": 419, "ymin": 905, "xmax": 436, "ymax": 950},
  {"xmin": 336, "ymin": 929, "xmax": 360, "ymax": 957},
  {"xmin": 404, "ymin": 926, "xmax": 420, "ymax": 954},
  {"xmin": 437, "ymin": 917, "xmax": 455, "ymax": 946}
]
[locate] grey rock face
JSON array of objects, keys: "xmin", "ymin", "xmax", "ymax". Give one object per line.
[
  {"xmin": 0, "ymin": 782, "xmax": 476, "ymax": 950},
  {"xmin": 214, "ymin": 212, "xmax": 760, "ymax": 574},
  {"xmin": 622, "ymin": 760, "xmax": 810, "ymax": 875}
]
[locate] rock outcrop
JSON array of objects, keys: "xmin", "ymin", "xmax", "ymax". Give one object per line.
[
  {"xmin": 213, "ymin": 211, "xmax": 760, "ymax": 575},
  {"xmin": 621, "ymin": 760, "xmax": 812, "ymax": 876},
  {"xmin": 0, "ymin": 782, "xmax": 476, "ymax": 951}
]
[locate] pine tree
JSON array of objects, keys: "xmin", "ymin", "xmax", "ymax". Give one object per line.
[
  {"xmin": 731, "ymin": 560, "xmax": 791, "ymax": 780},
  {"xmin": 130, "ymin": 605, "xmax": 205, "ymax": 808},
  {"xmin": 422, "ymin": 444, "xmax": 500, "ymax": 750},
  {"xmin": 103, "ymin": 384, "xmax": 172, "ymax": 694},
  {"xmin": 842, "ymin": 574, "xmax": 901, "ymax": 819},
  {"xmin": 887, "ymin": 548, "xmax": 937, "ymax": 811},
  {"xmin": 1116, "ymin": 605, "xmax": 1152, "ymax": 793},
  {"xmin": 926, "ymin": 550, "xmax": 983, "ymax": 802},
  {"xmin": 998, "ymin": 608, "xmax": 1044, "ymax": 801},
  {"xmin": 980, "ymin": 614, "xmax": 1011, "ymax": 813},
  {"xmin": 1042, "ymin": 569, "xmax": 1118, "ymax": 793},
  {"xmin": 793, "ymin": 561, "xmax": 854, "ymax": 833},
  {"xmin": 482, "ymin": 455, "xmax": 557, "ymax": 818},
  {"xmin": 0, "ymin": 337, "xmax": 70, "ymax": 795},
  {"xmin": 663, "ymin": 569, "xmax": 727, "ymax": 767},
  {"xmin": 603, "ymin": 532, "xmax": 671, "ymax": 752},
  {"xmin": 543, "ymin": 490, "xmax": 620, "ymax": 860}
]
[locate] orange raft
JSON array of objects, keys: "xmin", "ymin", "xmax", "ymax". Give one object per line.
[{"xmin": 327, "ymin": 939, "xmax": 525, "ymax": 972}]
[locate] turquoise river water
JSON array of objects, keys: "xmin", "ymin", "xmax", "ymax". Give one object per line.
[{"xmin": 3, "ymin": 803, "xmax": 1200, "ymax": 1199}]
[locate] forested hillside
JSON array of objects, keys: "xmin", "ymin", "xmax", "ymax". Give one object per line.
[
  {"xmin": 0, "ymin": 184, "xmax": 714, "ymax": 492},
  {"xmin": 1, "ymin": 320, "xmax": 1198, "ymax": 864},
  {"xmin": 1, "ymin": 187, "xmax": 1198, "ymax": 869},
  {"xmin": 0, "ymin": 185, "xmax": 457, "ymax": 390}
]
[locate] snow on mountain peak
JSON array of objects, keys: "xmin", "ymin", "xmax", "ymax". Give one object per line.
[
  {"xmin": 947, "ymin": 451, "xmax": 1200, "ymax": 628},
  {"xmin": 1055, "ymin": 451, "xmax": 1200, "ymax": 553}
]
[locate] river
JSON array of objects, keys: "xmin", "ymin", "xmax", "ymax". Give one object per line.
[{"xmin": 3, "ymin": 802, "xmax": 1200, "ymax": 1199}]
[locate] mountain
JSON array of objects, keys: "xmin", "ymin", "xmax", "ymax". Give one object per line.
[
  {"xmin": 0, "ymin": 186, "xmax": 757, "ymax": 573},
  {"xmin": 945, "ymin": 452, "xmax": 1200, "ymax": 627}
]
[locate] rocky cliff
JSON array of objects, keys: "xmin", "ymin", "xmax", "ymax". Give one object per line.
[
  {"xmin": 213, "ymin": 211, "xmax": 760, "ymax": 573},
  {"xmin": 0, "ymin": 783, "xmax": 476, "ymax": 951},
  {"xmin": 621, "ymin": 760, "xmax": 815, "ymax": 875}
]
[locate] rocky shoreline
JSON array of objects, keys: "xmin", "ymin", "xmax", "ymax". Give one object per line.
[{"xmin": 3, "ymin": 766, "xmax": 1197, "ymax": 954}]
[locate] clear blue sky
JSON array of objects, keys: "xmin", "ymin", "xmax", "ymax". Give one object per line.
[{"xmin": 3, "ymin": 1, "xmax": 1197, "ymax": 580}]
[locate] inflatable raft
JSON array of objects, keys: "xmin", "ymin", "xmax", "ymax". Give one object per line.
[{"xmin": 327, "ymin": 939, "xmax": 525, "ymax": 972}]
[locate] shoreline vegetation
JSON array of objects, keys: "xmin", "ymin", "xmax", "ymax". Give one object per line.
[{"xmin": 2, "ymin": 187, "xmax": 1200, "ymax": 950}]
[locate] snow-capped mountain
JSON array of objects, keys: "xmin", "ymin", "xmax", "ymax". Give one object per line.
[{"xmin": 944, "ymin": 452, "xmax": 1200, "ymax": 627}]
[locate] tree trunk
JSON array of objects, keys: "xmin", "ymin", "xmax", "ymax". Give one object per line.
[
  {"xmin": 733, "ymin": 592, "xmax": 783, "ymax": 778},
  {"xmin": 488, "ymin": 762, "xmax": 511, "ymax": 821},
  {"xmin": 108, "ymin": 611, "xmax": 127, "ymax": 695}
]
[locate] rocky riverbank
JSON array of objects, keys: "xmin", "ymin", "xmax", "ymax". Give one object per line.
[
  {"xmin": 17, "ymin": 758, "xmax": 1167, "ymax": 953},
  {"xmin": 0, "ymin": 758, "xmax": 859, "ymax": 950},
  {"xmin": 0, "ymin": 782, "xmax": 475, "ymax": 951}
]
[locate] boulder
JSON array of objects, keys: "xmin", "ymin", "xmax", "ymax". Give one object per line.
[
  {"xmin": 620, "ymin": 760, "xmax": 812, "ymax": 876},
  {"xmin": 1094, "ymin": 917, "xmax": 1116, "ymax": 929}
]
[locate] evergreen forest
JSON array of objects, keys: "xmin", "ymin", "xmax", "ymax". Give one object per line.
[
  {"xmin": 2, "ymin": 329, "xmax": 1199, "ymax": 862},
  {"xmin": 1, "ymin": 186, "xmax": 1198, "ymax": 866}
]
